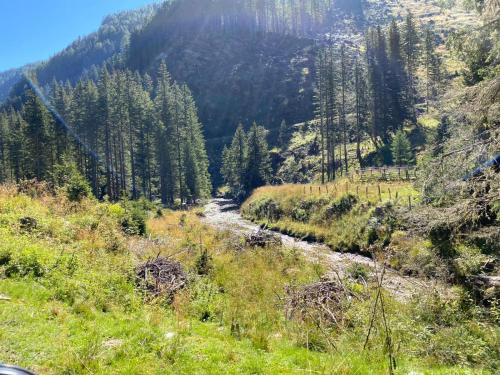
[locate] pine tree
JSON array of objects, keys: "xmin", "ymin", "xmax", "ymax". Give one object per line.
[
  {"xmin": 278, "ymin": 119, "xmax": 289, "ymax": 150},
  {"xmin": 155, "ymin": 61, "xmax": 177, "ymax": 205},
  {"xmin": 354, "ymin": 56, "xmax": 369, "ymax": 167},
  {"xmin": 339, "ymin": 43, "xmax": 350, "ymax": 174},
  {"xmin": 245, "ymin": 122, "xmax": 271, "ymax": 191},
  {"xmin": 221, "ymin": 124, "xmax": 248, "ymax": 194},
  {"xmin": 22, "ymin": 89, "xmax": 52, "ymax": 180},
  {"xmin": 7, "ymin": 111, "xmax": 26, "ymax": 182},
  {"xmin": 387, "ymin": 19, "xmax": 407, "ymax": 131},
  {"xmin": 423, "ymin": 27, "xmax": 442, "ymax": 112},
  {"xmin": 403, "ymin": 12, "xmax": 420, "ymax": 121},
  {"xmin": 391, "ymin": 129, "xmax": 413, "ymax": 166},
  {"xmin": 0, "ymin": 112, "xmax": 8, "ymax": 182},
  {"xmin": 179, "ymin": 84, "xmax": 212, "ymax": 201}
]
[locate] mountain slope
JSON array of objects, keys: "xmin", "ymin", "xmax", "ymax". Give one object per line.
[{"xmin": 0, "ymin": 4, "xmax": 158, "ymax": 104}]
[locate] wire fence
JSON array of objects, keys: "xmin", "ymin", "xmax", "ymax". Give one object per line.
[{"xmin": 295, "ymin": 179, "xmax": 419, "ymax": 210}]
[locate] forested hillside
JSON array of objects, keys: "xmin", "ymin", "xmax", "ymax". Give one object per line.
[
  {"xmin": 0, "ymin": 5, "xmax": 158, "ymax": 104},
  {"xmin": 0, "ymin": 1, "xmax": 498, "ymax": 373},
  {"xmin": 0, "ymin": 62, "xmax": 211, "ymax": 205}
]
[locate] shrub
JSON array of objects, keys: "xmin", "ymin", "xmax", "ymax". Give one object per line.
[
  {"xmin": 245, "ymin": 197, "xmax": 282, "ymax": 221},
  {"xmin": 2, "ymin": 244, "xmax": 51, "ymax": 278},
  {"xmin": 195, "ymin": 249, "xmax": 213, "ymax": 276},
  {"xmin": 453, "ymin": 245, "xmax": 495, "ymax": 278},
  {"xmin": 51, "ymin": 161, "xmax": 92, "ymax": 202},
  {"xmin": 66, "ymin": 172, "xmax": 92, "ymax": 202},
  {"xmin": 320, "ymin": 194, "xmax": 358, "ymax": 222},
  {"xmin": 120, "ymin": 200, "xmax": 148, "ymax": 236}
]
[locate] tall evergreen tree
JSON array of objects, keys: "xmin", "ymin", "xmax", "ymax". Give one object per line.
[
  {"xmin": 221, "ymin": 124, "xmax": 248, "ymax": 194},
  {"xmin": 22, "ymin": 89, "xmax": 52, "ymax": 180},
  {"xmin": 245, "ymin": 122, "xmax": 271, "ymax": 191},
  {"xmin": 0, "ymin": 113, "xmax": 8, "ymax": 182},
  {"xmin": 423, "ymin": 27, "xmax": 442, "ymax": 112},
  {"xmin": 391, "ymin": 129, "xmax": 413, "ymax": 166},
  {"xmin": 403, "ymin": 12, "xmax": 420, "ymax": 121}
]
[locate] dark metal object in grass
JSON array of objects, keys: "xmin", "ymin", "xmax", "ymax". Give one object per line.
[
  {"xmin": 0, "ymin": 364, "xmax": 36, "ymax": 375},
  {"xmin": 136, "ymin": 257, "xmax": 187, "ymax": 300}
]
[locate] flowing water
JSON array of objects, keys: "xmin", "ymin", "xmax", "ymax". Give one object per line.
[{"xmin": 203, "ymin": 198, "xmax": 441, "ymax": 300}]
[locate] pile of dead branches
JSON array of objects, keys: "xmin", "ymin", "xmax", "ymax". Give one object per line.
[
  {"xmin": 285, "ymin": 278, "xmax": 354, "ymax": 326},
  {"xmin": 136, "ymin": 257, "xmax": 187, "ymax": 300},
  {"xmin": 245, "ymin": 229, "xmax": 282, "ymax": 248}
]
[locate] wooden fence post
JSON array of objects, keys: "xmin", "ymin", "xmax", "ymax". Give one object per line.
[{"xmin": 378, "ymin": 184, "xmax": 382, "ymax": 202}]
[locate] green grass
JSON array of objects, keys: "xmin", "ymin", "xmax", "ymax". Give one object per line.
[
  {"xmin": 242, "ymin": 181, "xmax": 419, "ymax": 251},
  {"xmin": 0, "ymin": 185, "xmax": 497, "ymax": 373}
]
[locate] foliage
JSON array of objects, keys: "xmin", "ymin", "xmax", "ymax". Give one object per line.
[
  {"xmin": 0, "ymin": 187, "xmax": 497, "ymax": 373},
  {"xmin": 0, "ymin": 61, "xmax": 211, "ymax": 206},
  {"xmin": 391, "ymin": 129, "xmax": 414, "ymax": 166},
  {"xmin": 242, "ymin": 182, "xmax": 417, "ymax": 252},
  {"xmin": 51, "ymin": 161, "xmax": 92, "ymax": 202},
  {"xmin": 221, "ymin": 123, "xmax": 271, "ymax": 197}
]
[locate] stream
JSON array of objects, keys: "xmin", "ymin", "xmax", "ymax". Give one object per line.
[{"xmin": 203, "ymin": 198, "xmax": 440, "ymax": 300}]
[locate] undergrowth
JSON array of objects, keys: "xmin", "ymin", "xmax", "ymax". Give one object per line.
[{"xmin": 0, "ymin": 184, "xmax": 497, "ymax": 374}]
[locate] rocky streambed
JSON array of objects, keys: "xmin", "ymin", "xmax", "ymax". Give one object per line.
[{"xmin": 203, "ymin": 198, "xmax": 444, "ymax": 300}]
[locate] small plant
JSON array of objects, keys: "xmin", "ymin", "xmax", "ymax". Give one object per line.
[
  {"xmin": 51, "ymin": 161, "xmax": 92, "ymax": 202},
  {"xmin": 120, "ymin": 200, "xmax": 147, "ymax": 236},
  {"xmin": 66, "ymin": 172, "xmax": 92, "ymax": 202},
  {"xmin": 347, "ymin": 263, "xmax": 369, "ymax": 281},
  {"xmin": 195, "ymin": 249, "xmax": 213, "ymax": 276}
]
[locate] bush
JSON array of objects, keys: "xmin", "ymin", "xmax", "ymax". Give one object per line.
[
  {"xmin": 319, "ymin": 194, "xmax": 358, "ymax": 222},
  {"xmin": 245, "ymin": 197, "xmax": 282, "ymax": 221},
  {"xmin": 66, "ymin": 173, "xmax": 92, "ymax": 202},
  {"xmin": 453, "ymin": 245, "xmax": 495, "ymax": 278},
  {"xmin": 1, "ymin": 244, "xmax": 51, "ymax": 278},
  {"xmin": 121, "ymin": 205, "xmax": 147, "ymax": 236},
  {"xmin": 195, "ymin": 249, "xmax": 213, "ymax": 276},
  {"xmin": 51, "ymin": 161, "xmax": 92, "ymax": 202}
]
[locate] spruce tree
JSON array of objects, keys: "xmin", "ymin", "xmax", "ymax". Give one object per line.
[
  {"xmin": 391, "ymin": 129, "xmax": 413, "ymax": 166},
  {"xmin": 245, "ymin": 122, "xmax": 271, "ymax": 191},
  {"xmin": 221, "ymin": 124, "xmax": 247, "ymax": 195},
  {"xmin": 423, "ymin": 27, "xmax": 442, "ymax": 112},
  {"xmin": 22, "ymin": 89, "xmax": 52, "ymax": 180},
  {"xmin": 403, "ymin": 12, "xmax": 420, "ymax": 121},
  {"xmin": 0, "ymin": 113, "xmax": 8, "ymax": 182}
]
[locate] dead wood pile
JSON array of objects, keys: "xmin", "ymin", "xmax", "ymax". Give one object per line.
[
  {"xmin": 136, "ymin": 257, "xmax": 187, "ymax": 300},
  {"xmin": 285, "ymin": 279, "xmax": 354, "ymax": 325},
  {"xmin": 245, "ymin": 229, "xmax": 282, "ymax": 247}
]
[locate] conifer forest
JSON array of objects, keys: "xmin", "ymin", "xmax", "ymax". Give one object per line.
[{"xmin": 0, "ymin": 1, "xmax": 498, "ymax": 374}]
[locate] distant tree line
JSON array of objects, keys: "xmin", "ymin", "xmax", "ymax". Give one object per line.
[
  {"xmin": 221, "ymin": 123, "xmax": 271, "ymax": 198},
  {"xmin": 0, "ymin": 62, "xmax": 211, "ymax": 206},
  {"xmin": 314, "ymin": 14, "xmax": 442, "ymax": 182}
]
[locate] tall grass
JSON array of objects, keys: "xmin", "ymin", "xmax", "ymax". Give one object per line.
[{"xmin": 0, "ymin": 186, "xmax": 497, "ymax": 373}]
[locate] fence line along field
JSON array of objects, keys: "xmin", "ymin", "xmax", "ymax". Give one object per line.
[{"xmin": 267, "ymin": 178, "xmax": 420, "ymax": 209}]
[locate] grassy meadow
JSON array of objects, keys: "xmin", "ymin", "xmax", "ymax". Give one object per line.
[
  {"xmin": 241, "ymin": 180, "xmax": 420, "ymax": 253},
  {"xmin": 0, "ymin": 184, "xmax": 498, "ymax": 374}
]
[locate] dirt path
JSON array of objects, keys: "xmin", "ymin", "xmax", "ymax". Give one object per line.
[{"xmin": 203, "ymin": 198, "xmax": 443, "ymax": 301}]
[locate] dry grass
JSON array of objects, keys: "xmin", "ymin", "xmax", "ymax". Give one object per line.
[{"xmin": 249, "ymin": 179, "xmax": 419, "ymax": 206}]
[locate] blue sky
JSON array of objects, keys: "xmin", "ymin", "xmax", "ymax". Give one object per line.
[{"xmin": 0, "ymin": 0, "xmax": 158, "ymax": 72}]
